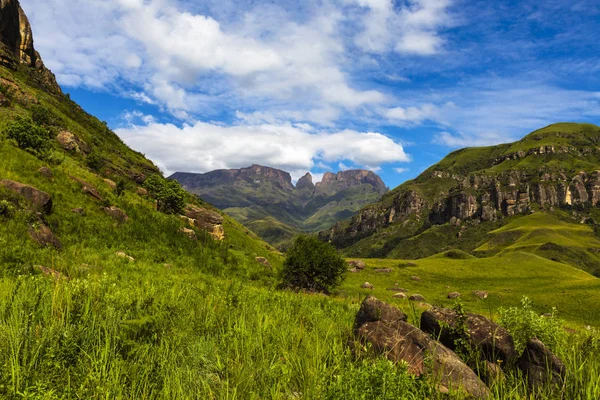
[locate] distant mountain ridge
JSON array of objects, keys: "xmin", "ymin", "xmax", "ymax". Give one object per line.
[{"xmin": 170, "ymin": 165, "xmax": 388, "ymax": 248}]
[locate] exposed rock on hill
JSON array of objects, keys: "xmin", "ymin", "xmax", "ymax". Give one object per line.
[
  {"xmin": 320, "ymin": 123, "xmax": 600, "ymax": 264},
  {"xmin": 170, "ymin": 166, "xmax": 388, "ymax": 248},
  {"xmin": 0, "ymin": 0, "xmax": 61, "ymax": 93}
]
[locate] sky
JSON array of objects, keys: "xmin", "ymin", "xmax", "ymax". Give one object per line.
[{"xmin": 22, "ymin": 0, "xmax": 600, "ymax": 188}]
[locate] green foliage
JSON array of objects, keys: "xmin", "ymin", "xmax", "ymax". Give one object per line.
[
  {"xmin": 3, "ymin": 116, "xmax": 52, "ymax": 159},
  {"xmin": 0, "ymin": 200, "xmax": 14, "ymax": 218},
  {"xmin": 281, "ymin": 235, "xmax": 346, "ymax": 293},
  {"xmin": 499, "ymin": 296, "xmax": 566, "ymax": 353},
  {"xmin": 85, "ymin": 151, "xmax": 105, "ymax": 171},
  {"xmin": 143, "ymin": 175, "xmax": 186, "ymax": 215},
  {"xmin": 324, "ymin": 358, "xmax": 429, "ymax": 399},
  {"xmin": 31, "ymin": 104, "xmax": 63, "ymax": 129},
  {"xmin": 115, "ymin": 179, "xmax": 127, "ymax": 197}
]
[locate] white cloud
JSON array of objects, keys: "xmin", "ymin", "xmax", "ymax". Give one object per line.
[
  {"xmin": 115, "ymin": 120, "xmax": 409, "ymax": 177},
  {"xmin": 394, "ymin": 167, "xmax": 409, "ymax": 174}
]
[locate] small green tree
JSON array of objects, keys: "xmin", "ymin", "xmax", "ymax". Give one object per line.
[
  {"xmin": 143, "ymin": 175, "xmax": 186, "ymax": 214},
  {"xmin": 4, "ymin": 116, "xmax": 53, "ymax": 159},
  {"xmin": 281, "ymin": 235, "xmax": 346, "ymax": 293}
]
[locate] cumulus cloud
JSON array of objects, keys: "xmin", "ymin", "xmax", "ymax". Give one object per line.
[
  {"xmin": 115, "ymin": 120, "xmax": 409, "ymax": 177},
  {"xmin": 393, "ymin": 167, "xmax": 409, "ymax": 174}
]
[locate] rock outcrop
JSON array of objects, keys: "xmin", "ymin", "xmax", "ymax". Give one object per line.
[
  {"xmin": 517, "ymin": 338, "xmax": 566, "ymax": 391},
  {"xmin": 0, "ymin": 179, "xmax": 52, "ymax": 213},
  {"xmin": 296, "ymin": 172, "xmax": 314, "ymax": 191},
  {"xmin": 421, "ymin": 307, "xmax": 517, "ymax": 364},
  {"xmin": 183, "ymin": 204, "xmax": 225, "ymax": 241},
  {"xmin": 354, "ymin": 297, "xmax": 490, "ymax": 398},
  {"xmin": 0, "ymin": 0, "xmax": 61, "ymax": 93}
]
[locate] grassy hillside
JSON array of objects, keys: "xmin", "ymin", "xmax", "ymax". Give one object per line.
[{"xmin": 339, "ymin": 251, "xmax": 600, "ymax": 327}]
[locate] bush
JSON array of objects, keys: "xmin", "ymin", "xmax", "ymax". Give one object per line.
[
  {"xmin": 499, "ymin": 296, "xmax": 566, "ymax": 353},
  {"xmin": 86, "ymin": 152, "xmax": 106, "ymax": 171},
  {"xmin": 0, "ymin": 200, "xmax": 15, "ymax": 218},
  {"xmin": 31, "ymin": 104, "xmax": 63, "ymax": 128},
  {"xmin": 3, "ymin": 116, "xmax": 53, "ymax": 159},
  {"xmin": 280, "ymin": 235, "xmax": 346, "ymax": 293},
  {"xmin": 143, "ymin": 175, "xmax": 186, "ymax": 215}
]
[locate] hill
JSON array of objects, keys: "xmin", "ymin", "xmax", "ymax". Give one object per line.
[
  {"xmin": 171, "ymin": 165, "xmax": 388, "ymax": 248},
  {"xmin": 320, "ymin": 123, "xmax": 600, "ymax": 274}
]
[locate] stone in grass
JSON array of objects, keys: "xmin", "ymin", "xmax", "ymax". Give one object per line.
[
  {"xmin": 354, "ymin": 295, "xmax": 407, "ymax": 331},
  {"xmin": 347, "ymin": 260, "xmax": 366, "ymax": 270},
  {"xmin": 409, "ymin": 294, "xmax": 426, "ymax": 301},
  {"xmin": 374, "ymin": 268, "xmax": 393, "ymax": 273},
  {"xmin": 410, "ymin": 275, "xmax": 421, "ymax": 282},
  {"xmin": 38, "ymin": 166, "xmax": 53, "ymax": 179},
  {"xmin": 255, "ymin": 256, "xmax": 272, "ymax": 269},
  {"xmin": 447, "ymin": 292, "xmax": 461, "ymax": 299},
  {"xmin": 474, "ymin": 290, "xmax": 489, "ymax": 299},
  {"xmin": 361, "ymin": 282, "xmax": 374, "ymax": 289},
  {"xmin": 36, "ymin": 265, "xmax": 67, "ymax": 280},
  {"xmin": 393, "ymin": 293, "xmax": 408, "ymax": 299},
  {"xmin": 517, "ymin": 338, "xmax": 566, "ymax": 391},
  {"xmin": 116, "ymin": 251, "xmax": 135, "ymax": 262}
]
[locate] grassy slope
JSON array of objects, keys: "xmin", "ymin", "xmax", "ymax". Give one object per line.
[{"xmin": 339, "ymin": 251, "xmax": 600, "ymax": 327}]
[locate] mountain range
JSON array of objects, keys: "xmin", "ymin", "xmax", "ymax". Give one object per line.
[{"xmin": 170, "ymin": 165, "xmax": 388, "ymax": 248}]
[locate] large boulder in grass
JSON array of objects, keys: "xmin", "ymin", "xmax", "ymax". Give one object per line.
[
  {"xmin": 354, "ymin": 295, "xmax": 407, "ymax": 331},
  {"xmin": 0, "ymin": 179, "xmax": 52, "ymax": 213},
  {"xmin": 184, "ymin": 204, "xmax": 225, "ymax": 240},
  {"xmin": 517, "ymin": 338, "xmax": 566, "ymax": 391},
  {"xmin": 102, "ymin": 206, "xmax": 129, "ymax": 223},
  {"xmin": 421, "ymin": 306, "xmax": 517, "ymax": 365},
  {"xmin": 29, "ymin": 221, "xmax": 62, "ymax": 249},
  {"xmin": 357, "ymin": 320, "xmax": 490, "ymax": 398}
]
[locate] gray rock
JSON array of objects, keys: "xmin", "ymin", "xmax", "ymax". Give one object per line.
[
  {"xmin": 354, "ymin": 295, "xmax": 407, "ymax": 331},
  {"xmin": 517, "ymin": 338, "xmax": 566, "ymax": 391}
]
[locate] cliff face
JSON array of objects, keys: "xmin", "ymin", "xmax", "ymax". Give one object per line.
[
  {"xmin": 0, "ymin": 0, "xmax": 61, "ymax": 93},
  {"xmin": 320, "ymin": 123, "xmax": 600, "ymax": 250},
  {"xmin": 170, "ymin": 166, "xmax": 389, "ymax": 248}
]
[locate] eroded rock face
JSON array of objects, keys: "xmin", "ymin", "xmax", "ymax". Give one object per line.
[
  {"xmin": 56, "ymin": 131, "xmax": 90, "ymax": 154},
  {"xmin": 0, "ymin": 179, "xmax": 52, "ymax": 213},
  {"xmin": 420, "ymin": 307, "xmax": 517, "ymax": 365},
  {"xmin": 517, "ymin": 338, "xmax": 566, "ymax": 391},
  {"xmin": 0, "ymin": 0, "xmax": 61, "ymax": 93}
]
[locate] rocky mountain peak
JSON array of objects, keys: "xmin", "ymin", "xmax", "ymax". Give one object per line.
[
  {"xmin": 316, "ymin": 170, "xmax": 388, "ymax": 194},
  {"xmin": 0, "ymin": 0, "xmax": 61, "ymax": 93},
  {"xmin": 296, "ymin": 172, "xmax": 314, "ymax": 190}
]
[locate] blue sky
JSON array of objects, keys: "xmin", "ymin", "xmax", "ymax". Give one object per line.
[{"xmin": 23, "ymin": 0, "xmax": 600, "ymax": 188}]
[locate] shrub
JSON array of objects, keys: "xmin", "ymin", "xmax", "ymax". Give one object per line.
[
  {"xmin": 499, "ymin": 296, "xmax": 566, "ymax": 353},
  {"xmin": 143, "ymin": 175, "xmax": 186, "ymax": 215},
  {"xmin": 280, "ymin": 235, "xmax": 346, "ymax": 293},
  {"xmin": 115, "ymin": 179, "xmax": 127, "ymax": 197},
  {"xmin": 4, "ymin": 116, "xmax": 52, "ymax": 159},
  {"xmin": 86, "ymin": 152, "xmax": 106, "ymax": 171},
  {"xmin": 0, "ymin": 200, "xmax": 14, "ymax": 218},
  {"xmin": 31, "ymin": 104, "xmax": 63, "ymax": 128}
]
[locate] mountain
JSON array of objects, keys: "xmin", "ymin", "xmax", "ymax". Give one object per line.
[
  {"xmin": 320, "ymin": 122, "xmax": 600, "ymax": 275},
  {"xmin": 170, "ymin": 165, "xmax": 388, "ymax": 248}
]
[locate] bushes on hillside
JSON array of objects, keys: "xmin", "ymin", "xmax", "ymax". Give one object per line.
[
  {"xmin": 143, "ymin": 175, "xmax": 186, "ymax": 214},
  {"xmin": 31, "ymin": 104, "xmax": 63, "ymax": 129},
  {"xmin": 281, "ymin": 235, "xmax": 346, "ymax": 293},
  {"xmin": 3, "ymin": 116, "xmax": 53, "ymax": 159}
]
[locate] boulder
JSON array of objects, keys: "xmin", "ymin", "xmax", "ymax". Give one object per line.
[
  {"xmin": 420, "ymin": 307, "xmax": 517, "ymax": 364},
  {"xmin": 447, "ymin": 292, "xmax": 461, "ymax": 299},
  {"xmin": 37, "ymin": 167, "xmax": 53, "ymax": 179},
  {"xmin": 0, "ymin": 179, "xmax": 52, "ymax": 213},
  {"xmin": 361, "ymin": 282, "xmax": 374, "ymax": 289},
  {"xmin": 183, "ymin": 204, "xmax": 225, "ymax": 240},
  {"xmin": 357, "ymin": 320, "xmax": 490, "ymax": 398},
  {"xmin": 393, "ymin": 293, "xmax": 407, "ymax": 299},
  {"xmin": 71, "ymin": 207, "xmax": 84, "ymax": 215},
  {"xmin": 255, "ymin": 256, "xmax": 272, "ymax": 269},
  {"xmin": 29, "ymin": 222, "xmax": 62, "ymax": 249},
  {"xmin": 103, "ymin": 178, "xmax": 117, "ymax": 190},
  {"xmin": 116, "ymin": 251, "xmax": 135, "ymax": 262},
  {"xmin": 410, "ymin": 276, "xmax": 421, "ymax": 282},
  {"xmin": 474, "ymin": 290, "xmax": 489, "ymax": 299},
  {"xmin": 517, "ymin": 338, "xmax": 566, "ymax": 391},
  {"xmin": 347, "ymin": 260, "xmax": 366, "ymax": 270},
  {"xmin": 102, "ymin": 206, "xmax": 129, "ymax": 223},
  {"xmin": 409, "ymin": 294, "xmax": 425, "ymax": 301},
  {"xmin": 137, "ymin": 187, "xmax": 148, "ymax": 196},
  {"xmin": 374, "ymin": 268, "xmax": 393, "ymax": 273},
  {"xmin": 56, "ymin": 131, "xmax": 89, "ymax": 153},
  {"xmin": 354, "ymin": 295, "xmax": 407, "ymax": 331},
  {"xmin": 179, "ymin": 227, "xmax": 196, "ymax": 239},
  {"xmin": 36, "ymin": 265, "xmax": 67, "ymax": 280},
  {"xmin": 69, "ymin": 175, "xmax": 102, "ymax": 201}
]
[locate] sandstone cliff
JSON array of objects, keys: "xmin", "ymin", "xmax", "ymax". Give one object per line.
[{"xmin": 0, "ymin": 0, "xmax": 61, "ymax": 93}]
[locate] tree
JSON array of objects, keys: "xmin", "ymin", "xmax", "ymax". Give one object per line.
[
  {"xmin": 143, "ymin": 175, "xmax": 186, "ymax": 215},
  {"xmin": 281, "ymin": 235, "xmax": 346, "ymax": 293}
]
